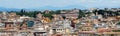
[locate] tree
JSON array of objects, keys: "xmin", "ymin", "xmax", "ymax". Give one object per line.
[
  {"xmin": 93, "ymin": 9, "xmax": 98, "ymax": 14},
  {"xmin": 42, "ymin": 11, "xmax": 54, "ymax": 19},
  {"xmin": 20, "ymin": 9, "xmax": 25, "ymax": 16},
  {"xmin": 97, "ymin": 10, "xmax": 105, "ymax": 15},
  {"xmin": 62, "ymin": 16, "xmax": 66, "ymax": 19},
  {"xmin": 85, "ymin": 12, "xmax": 92, "ymax": 16},
  {"xmin": 42, "ymin": 13, "xmax": 53, "ymax": 19},
  {"xmin": 16, "ymin": 10, "xmax": 41, "ymax": 18},
  {"xmin": 78, "ymin": 10, "xmax": 85, "ymax": 18},
  {"xmin": 55, "ymin": 10, "xmax": 61, "ymax": 14},
  {"xmin": 117, "ymin": 21, "xmax": 120, "ymax": 25}
]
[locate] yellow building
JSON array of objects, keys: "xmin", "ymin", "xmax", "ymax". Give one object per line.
[{"xmin": 41, "ymin": 17, "xmax": 51, "ymax": 23}]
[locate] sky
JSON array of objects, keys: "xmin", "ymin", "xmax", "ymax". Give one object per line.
[{"xmin": 0, "ymin": 0, "xmax": 120, "ymax": 9}]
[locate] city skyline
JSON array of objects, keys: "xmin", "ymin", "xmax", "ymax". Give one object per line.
[
  {"xmin": 1, "ymin": 0, "xmax": 120, "ymax": 36},
  {"xmin": 0, "ymin": 0, "xmax": 120, "ymax": 9}
]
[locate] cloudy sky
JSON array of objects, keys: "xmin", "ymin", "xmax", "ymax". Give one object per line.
[{"xmin": 0, "ymin": 0, "xmax": 120, "ymax": 9}]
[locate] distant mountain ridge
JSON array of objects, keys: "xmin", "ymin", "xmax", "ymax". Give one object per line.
[
  {"xmin": 31, "ymin": 5, "xmax": 86, "ymax": 10},
  {"xmin": 0, "ymin": 7, "xmax": 21, "ymax": 11},
  {"xmin": 0, "ymin": 6, "xmax": 86, "ymax": 11}
]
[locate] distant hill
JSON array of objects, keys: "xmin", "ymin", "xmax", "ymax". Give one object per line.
[
  {"xmin": 0, "ymin": 6, "xmax": 86, "ymax": 11},
  {"xmin": 0, "ymin": 7, "xmax": 21, "ymax": 11},
  {"xmin": 31, "ymin": 5, "xmax": 86, "ymax": 10}
]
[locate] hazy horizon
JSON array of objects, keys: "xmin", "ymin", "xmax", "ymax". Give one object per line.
[{"xmin": 0, "ymin": 0, "xmax": 120, "ymax": 9}]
